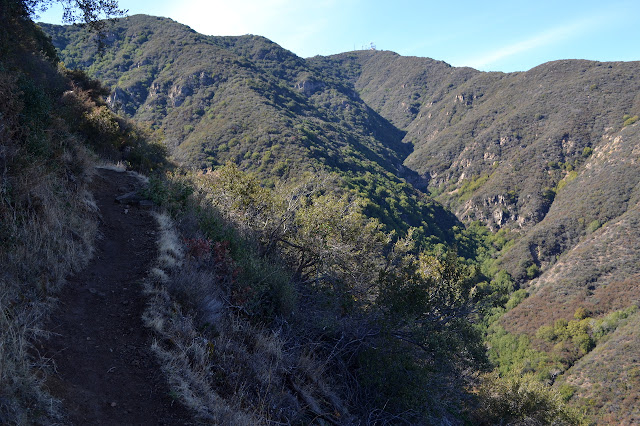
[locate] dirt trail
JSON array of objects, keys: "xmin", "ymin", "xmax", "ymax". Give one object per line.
[{"xmin": 41, "ymin": 168, "xmax": 192, "ymax": 425}]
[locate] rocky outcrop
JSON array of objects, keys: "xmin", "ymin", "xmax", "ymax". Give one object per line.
[
  {"xmin": 295, "ymin": 79, "xmax": 325, "ymax": 96},
  {"xmin": 168, "ymin": 83, "xmax": 193, "ymax": 107},
  {"xmin": 107, "ymin": 87, "xmax": 136, "ymax": 116}
]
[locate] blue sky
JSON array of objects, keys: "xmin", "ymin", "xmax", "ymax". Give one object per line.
[{"xmin": 37, "ymin": 0, "xmax": 639, "ymax": 72}]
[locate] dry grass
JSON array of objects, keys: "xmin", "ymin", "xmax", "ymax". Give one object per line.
[
  {"xmin": 143, "ymin": 210, "xmax": 352, "ymax": 424},
  {"xmin": 154, "ymin": 212, "xmax": 184, "ymax": 270},
  {"xmin": 0, "ymin": 151, "xmax": 98, "ymax": 424},
  {"xmin": 96, "ymin": 161, "xmax": 127, "ymax": 172},
  {"xmin": 0, "ymin": 66, "xmax": 102, "ymax": 423}
]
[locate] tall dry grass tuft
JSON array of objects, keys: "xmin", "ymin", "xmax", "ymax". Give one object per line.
[
  {"xmin": 143, "ymin": 210, "xmax": 352, "ymax": 424},
  {"xmin": 0, "ymin": 65, "xmax": 99, "ymax": 424},
  {"xmin": 0, "ymin": 156, "xmax": 98, "ymax": 424}
]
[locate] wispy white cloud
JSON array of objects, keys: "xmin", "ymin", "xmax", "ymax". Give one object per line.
[{"xmin": 465, "ymin": 15, "xmax": 602, "ymax": 70}]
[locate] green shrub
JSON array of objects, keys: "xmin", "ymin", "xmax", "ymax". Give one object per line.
[
  {"xmin": 573, "ymin": 307, "xmax": 589, "ymax": 320},
  {"xmin": 474, "ymin": 373, "xmax": 585, "ymax": 425},
  {"xmin": 458, "ymin": 174, "xmax": 490, "ymax": 201},
  {"xmin": 526, "ymin": 263, "xmax": 540, "ymax": 279},
  {"xmin": 357, "ymin": 347, "xmax": 429, "ymax": 418},
  {"xmin": 586, "ymin": 219, "xmax": 601, "ymax": 233},
  {"xmin": 592, "ymin": 305, "xmax": 639, "ymax": 341},
  {"xmin": 556, "ymin": 171, "xmax": 578, "ymax": 192},
  {"xmin": 623, "ymin": 114, "xmax": 638, "ymax": 126},
  {"xmin": 505, "ymin": 289, "xmax": 528, "ymax": 310},
  {"xmin": 536, "ymin": 325, "xmax": 556, "ymax": 342},
  {"xmin": 558, "ymin": 384, "xmax": 576, "ymax": 402},
  {"xmin": 144, "ymin": 173, "xmax": 194, "ymax": 216}
]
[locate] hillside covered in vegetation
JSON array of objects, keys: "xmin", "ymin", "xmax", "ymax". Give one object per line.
[
  {"xmin": 42, "ymin": 14, "xmax": 640, "ymax": 424},
  {"xmin": 2, "ymin": 5, "xmax": 639, "ymax": 423},
  {"xmin": 3, "ymin": 7, "xmax": 570, "ymax": 423},
  {"xmin": 42, "ymin": 16, "xmax": 469, "ymax": 254},
  {"xmin": 313, "ymin": 51, "xmax": 640, "ymax": 422}
]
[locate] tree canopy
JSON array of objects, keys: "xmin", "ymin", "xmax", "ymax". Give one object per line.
[
  {"xmin": 1, "ymin": 0, "xmax": 125, "ymax": 49},
  {"xmin": 26, "ymin": 0, "xmax": 125, "ymax": 25}
]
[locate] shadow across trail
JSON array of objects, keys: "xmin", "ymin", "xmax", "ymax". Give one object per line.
[{"xmin": 41, "ymin": 168, "xmax": 192, "ymax": 425}]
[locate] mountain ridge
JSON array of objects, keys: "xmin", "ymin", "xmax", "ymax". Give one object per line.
[
  {"xmin": 42, "ymin": 15, "xmax": 466, "ymax": 249},
  {"xmin": 41, "ymin": 15, "xmax": 640, "ymax": 423}
]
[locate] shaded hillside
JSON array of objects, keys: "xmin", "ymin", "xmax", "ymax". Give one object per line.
[
  {"xmin": 42, "ymin": 15, "xmax": 462, "ymax": 247},
  {"xmin": 41, "ymin": 15, "xmax": 640, "ymax": 423},
  {"xmin": 314, "ymin": 50, "xmax": 640, "ymax": 291},
  {"xmin": 313, "ymin": 52, "xmax": 640, "ymax": 233},
  {"xmin": 4, "ymin": 8, "xmax": 582, "ymax": 425},
  {"xmin": 314, "ymin": 51, "xmax": 640, "ymax": 425}
]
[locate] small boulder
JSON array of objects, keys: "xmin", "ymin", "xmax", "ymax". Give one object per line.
[{"xmin": 115, "ymin": 191, "xmax": 143, "ymax": 205}]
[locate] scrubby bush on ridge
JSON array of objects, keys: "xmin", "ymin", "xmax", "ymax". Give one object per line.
[{"xmin": 138, "ymin": 162, "xmax": 583, "ymax": 423}]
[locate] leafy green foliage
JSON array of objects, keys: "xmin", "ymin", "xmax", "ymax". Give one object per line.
[
  {"xmin": 141, "ymin": 163, "xmax": 489, "ymax": 421},
  {"xmin": 487, "ymin": 325, "xmax": 554, "ymax": 379},
  {"xmin": 526, "ymin": 263, "xmax": 540, "ymax": 279},
  {"xmin": 581, "ymin": 146, "xmax": 593, "ymax": 157},
  {"xmin": 377, "ymin": 249, "xmax": 485, "ymax": 361},
  {"xmin": 505, "ymin": 288, "xmax": 528, "ymax": 310},
  {"xmin": 457, "ymin": 173, "xmax": 491, "ymax": 201},
  {"xmin": 623, "ymin": 114, "xmax": 639, "ymax": 126},
  {"xmin": 586, "ymin": 219, "xmax": 601, "ymax": 233},
  {"xmin": 559, "ymin": 308, "xmax": 640, "ymax": 422},
  {"xmin": 473, "ymin": 373, "xmax": 585, "ymax": 425},
  {"xmin": 488, "ymin": 303, "xmax": 639, "ymax": 419}
]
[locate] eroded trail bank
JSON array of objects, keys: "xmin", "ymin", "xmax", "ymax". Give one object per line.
[{"xmin": 40, "ymin": 168, "xmax": 191, "ymax": 425}]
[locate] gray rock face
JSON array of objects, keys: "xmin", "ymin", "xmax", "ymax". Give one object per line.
[
  {"xmin": 107, "ymin": 87, "xmax": 136, "ymax": 116},
  {"xmin": 295, "ymin": 79, "xmax": 325, "ymax": 96},
  {"xmin": 168, "ymin": 83, "xmax": 193, "ymax": 107}
]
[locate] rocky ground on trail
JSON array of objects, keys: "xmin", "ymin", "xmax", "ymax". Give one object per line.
[{"xmin": 40, "ymin": 167, "xmax": 193, "ymax": 425}]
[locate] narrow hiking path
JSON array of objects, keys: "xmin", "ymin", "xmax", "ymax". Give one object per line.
[{"xmin": 40, "ymin": 168, "xmax": 192, "ymax": 425}]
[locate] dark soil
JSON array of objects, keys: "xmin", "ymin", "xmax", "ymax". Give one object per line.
[{"xmin": 41, "ymin": 168, "xmax": 193, "ymax": 425}]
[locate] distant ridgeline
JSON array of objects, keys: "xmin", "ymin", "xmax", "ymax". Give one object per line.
[
  {"xmin": 42, "ymin": 15, "xmax": 467, "ymax": 253},
  {"xmin": 44, "ymin": 14, "xmax": 640, "ymax": 423}
]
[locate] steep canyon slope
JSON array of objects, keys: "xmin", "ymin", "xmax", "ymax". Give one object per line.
[
  {"xmin": 43, "ymin": 15, "xmax": 640, "ymax": 422},
  {"xmin": 312, "ymin": 50, "xmax": 640, "ymax": 422},
  {"xmin": 43, "ymin": 15, "xmax": 461, "ymax": 248}
]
